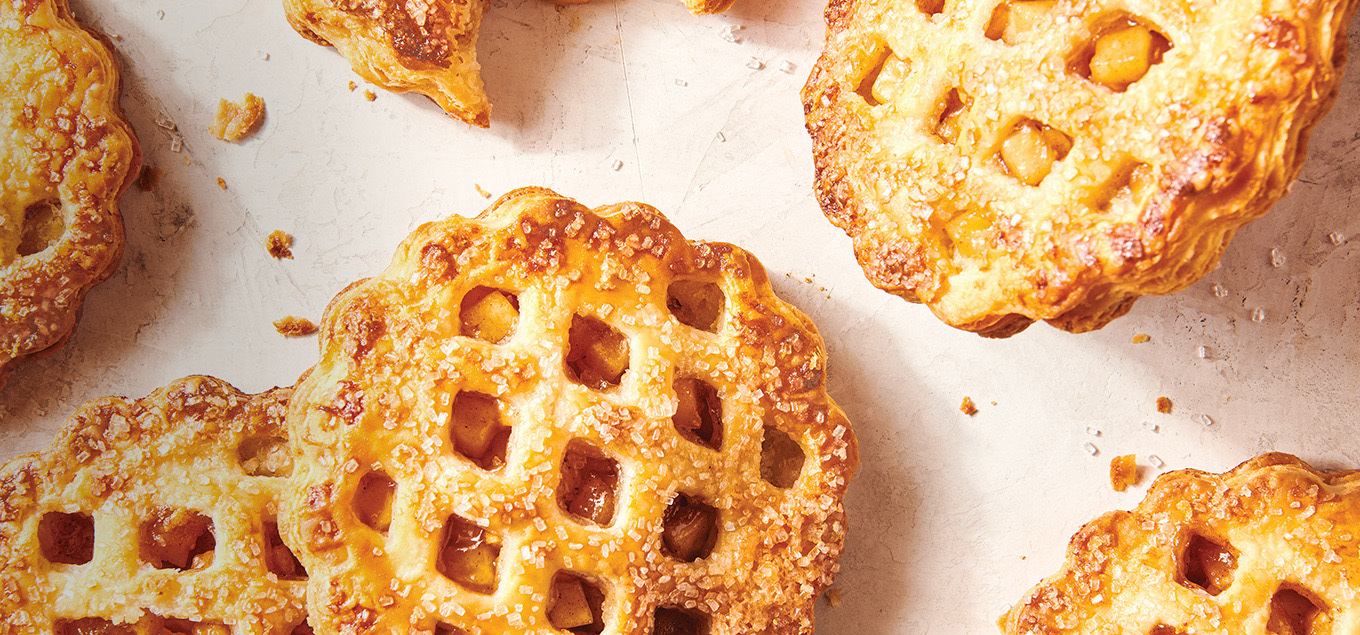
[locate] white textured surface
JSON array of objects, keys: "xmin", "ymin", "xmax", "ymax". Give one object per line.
[{"xmin": 3, "ymin": 1, "xmax": 1359, "ymax": 632}]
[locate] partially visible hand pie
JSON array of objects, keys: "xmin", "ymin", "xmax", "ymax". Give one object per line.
[
  {"xmin": 0, "ymin": 376, "xmax": 308, "ymax": 634},
  {"xmin": 1002, "ymin": 453, "xmax": 1360, "ymax": 634},
  {"xmin": 283, "ymin": 187, "xmax": 858, "ymax": 634},
  {"xmin": 804, "ymin": 0, "xmax": 1359, "ymax": 336},
  {"xmin": 283, "ymin": 0, "xmax": 491, "ymax": 127},
  {"xmin": 1, "ymin": 0, "xmax": 139, "ymax": 384}
]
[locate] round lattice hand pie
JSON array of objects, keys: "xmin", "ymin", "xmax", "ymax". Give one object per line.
[
  {"xmin": 0, "ymin": 377, "xmax": 307, "ymax": 634},
  {"xmin": 1003, "ymin": 453, "xmax": 1360, "ymax": 634},
  {"xmin": 804, "ymin": 0, "xmax": 1358, "ymax": 336},
  {"xmin": 282, "ymin": 188, "xmax": 858, "ymax": 634},
  {"xmin": 0, "ymin": 0, "xmax": 140, "ymax": 384}
]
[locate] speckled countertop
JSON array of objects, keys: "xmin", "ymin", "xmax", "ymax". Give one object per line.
[{"xmin": 3, "ymin": 1, "xmax": 1360, "ymax": 632}]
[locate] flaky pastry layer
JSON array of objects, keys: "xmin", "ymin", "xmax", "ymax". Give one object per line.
[
  {"xmin": 1002, "ymin": 453, "xmax": 1360, "ymax": 634},
  {"xmin": 283, "ymin": 187, "xmax": 858, "ymax": 635},
  {"xmin": 0, "ymin": 376, "xmax": 307, "ymax": 634},
  {"xmin": 0, "ymin": 0, "xmax": 140, "ymax": 383},
  {"xmin": 804, "ymin": 0, "xmax": 1359, "ymax": 336}
]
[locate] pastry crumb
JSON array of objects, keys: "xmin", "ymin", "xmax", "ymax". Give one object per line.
[
  {"xmin": 216, "ymin": 177, "xmax": 227, "ymax": 190},
  {"xmin": 475, "ymin": 184, "xmax": 491, "ymax": 198},
  {"xmin": 1132, "ymin": 333, "xmax": 1150, "ymax": 344},
  {"xmin": 183, "ymin": 156, "xmax": 191, "ymax": 166},
  {"xmin": 348, "ymin": 81, "xmax": 357, "ymax": 91},
  {"xmin": 1156, "ymin": 396, "xmax": 1172, "ymax": 414},
  {"xmin": 274, "ymin": 316, "xmax": 317, "ymax": 336},
  {"xmin": 1110, "ymin": 454, "xmax": 1137, "ymax": 491},
  {"xmin": 266, "ymin": 230, "xmax": 293, "ymax": 259},
  {"xmin": 825, "ymin": 588, "xmax": 842, "ymax": 608},
  {"xmin": 960, "ymin": 396, "xmax": 978, "ymax": 416},
  {"xmin": 363, "ymin": 90, "xmax": 376, "ymax": 101},
  {"xmin": 210, "ymin": 92, "xmax": 265, "ymax": 141},
  {"xmin": 136, "ymin": 165, "xmax": 163, "ymax": 191}
]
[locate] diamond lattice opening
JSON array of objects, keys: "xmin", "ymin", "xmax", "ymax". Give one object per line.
[
  {"xmin": 55, "ymin": 618, "xmax": 135, "ymax": 635},
  {"xmin": 434, "ymin": 624, "xmax": 466, "ymax": 635},
  {"xmin": 39, "ymin": 511, "xmax": 94, "ymax": 565},
  {"xmin": 855, "ymin": 45, "xmax": 911, "ymax": 107},
  {"xmin": 985, "ymin": 1, "xmax": 1056, "ymax": 44},
  {"xmin": 933, "ymin": 87, "xmax": 970, "ymax": 144},
  {"xmin": 238, "ymin": 436, "xmax": 292, "ymax": 477},
  {"xmin": 1150, "ymin": 626, "xmax": 1186, "ymax": 635},
  {"xmin": 558, "ymin": 442, "xmax": 620, "ymax": 527},
  {"xmin": 18, "ymin": 199, "xmax": 65, "ymax": 256},
  {"xmin": 667, "ymin": 280, "xmax": 725, "ymax": 332},
  {"xmin": 760, "ymin": 425, "xmax": 806, "ymax": 488},
  {"xmin": 290, "ymin": 621, "xmax": 314, "ymax": 635},
  {"xmin": 353, "ymin": 471, "xmax": 396, "ymax": 534},
  {"xmin": 460, "ymin": 287, "xmax": 520, "ymax": 343},
  {"xmin": 437, "ymin": 514, "xmax": 500, "ymax": 594},
  {"xmin": 155, "ymin": 617, "xmax": 229, "ymax": 634},
  {"xmin": 672, "ymin": 377, "xmax": 722, "ymax": 450},
  {"xmin": 662, "ymin": 493, "xmax": 719, "ymax": 562},
  {"xmin": 653, "ymin": 606, "xmax": 711, "ymax": 635},
  {"xmin": 916, "ymin": 0, "xmax": 944, "ymax": 15},
  {"xmin": 566, "ymin": 315, "xmax": 630, "ymax": 390},
  {"xmin": 548, "ymin": 571, "xmax": 607, "ymax": 634},
  {"xmin": 264, "ymin": 520, "xmax": 307, "ymax": 580},
  {"xmin": 1177, "ymin": 532, "xmax": 1237, "ymax": 596},
  {"xmin": 1268, "ymin": 585, "xmax": 1326, "ymax": 635},
  {"xmin": 450, "ymin": 391, "xmax": 511, "ymax": 470},
  {"xmin": 141, "ymin": 509, "xmax": 215, "ymax": 571},
  {"xmin": 1070, "ymin": 14, "xmax": 1172, "ymax": 91},
  {"xmin": 997, "ymin": 119, "xmax": 1072, "ymax": 186}
]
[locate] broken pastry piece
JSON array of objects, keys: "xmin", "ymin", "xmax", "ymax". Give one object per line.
[
  {"xmin": 283, "ymin": 187, "xmax": 858, "ymax": 634},
  {"xmin": 0, "ymin": 376, "xmax": 308, "ymax": 634},
  {"xmin": 803, "ymin": 0, "xmax": 1359, "ymax": 335},
  {"xmin": 282, "ymin": 0, "xmax": 491, "ymax": 126},
  {"xmin": 1003, "ymin": 453, "xmax": 1360, "ymax": 634},
  {"xmin": 0, "ymin": 0, "xmax": 140, "ymax": 386},
  {"xmin": 211, "ymin": 92, "xmax": 266, "ymax": 141}
]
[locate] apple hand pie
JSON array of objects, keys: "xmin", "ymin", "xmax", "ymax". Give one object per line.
[
  {"xmin": 804, "ymin": 0, "xmax": 1359, "ymax": 336},
  {"xmin": 1002, "ymin": 453, "xmax": 1360, "ymax": 634},
  {"xmin": 282, "ymin": 187, "xmax": 858, "ymax": 634},
  {"xmin": 283, "ymin": 0, "xmax": 490, "ymax": 127},
  {"xmin": 0, "ymin": 376, "xmax": 308, "ymax": 634},
  {"xmin": 1, "ymin": 0, "xmax": 140, "ymax": 384}
]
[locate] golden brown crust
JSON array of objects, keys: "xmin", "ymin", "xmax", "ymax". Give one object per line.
[
  {"xmin": 282, "ymin": 0, "xmax": 490, "ymax": 127},
  {"xmin": 803, "ymin": 0, "xmax": 1360, "ymax": 336},
  {"xmin": 282, "ymin": 187, "xmax": 858, "ymax": 635},
  {"xmin": 0, "ymin": 376, "xmax": 306, "ymax": 634},
  {"xmin": 0, "ymin": 0, "xmax": 141, "ymax": 383},
  {"xmin": 1001, "ymin": 453, "xmax": 1360, "ymax": 634}
]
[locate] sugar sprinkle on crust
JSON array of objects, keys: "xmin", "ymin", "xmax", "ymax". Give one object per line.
[
  {"xmin": 803, "ymin": 0, "xmax": 1360, "ymax": 336},
  {"xmin": 0, "ymin": 0, "xmax": 140, "ymax": 385},
  {"xmin": 0, "ymin": 376, "xmax": 307, "ymax": 634},
  {"xmin": 283, "ymin": 187, "xmax": 859, "ymax": 635}
]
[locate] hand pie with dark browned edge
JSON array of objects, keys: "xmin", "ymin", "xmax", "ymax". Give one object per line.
[
  {"xmin": 0, "ymin": 376, "xmax": 308, "ymax": 634},
  {"xmin": 282, "ymin": 187, "xmax": 858, "ymax": 634},
  {"xmin": 282, "ymin": 0, "xmax": 491, "ymax": 127},
  {"xmin": 1, "ymin": 0, "xmax": 139, "ymax": 384},
  {"xmin": 804, "ymin": 0, "xmax": 1358, "ymax": 336},
  {"xmin": 1002, "ymin": 453, "xmax": 1360, "ymax": 634}
]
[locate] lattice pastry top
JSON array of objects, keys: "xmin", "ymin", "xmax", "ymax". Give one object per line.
[
  {"xmin": 283, "ymin": 0, "xmax": 490, "ymax": 127},
  {"xmin": 1002, "ymin": 453, "xmax": 1360, "ymax": 634},
  {"xmin": 0, "ymin": 376, "xmax": 308, "ymax": 635},
  {"xmin": 282, "ymin": 187, "xmax": 858, "ymax": 634},
  {"xmin": 804, "ymin": 0, "xmax": 1359, "ymax": 336},
  {"xmin": 0, "ymin": 0, "xmax": 140, "ymax": 383}
]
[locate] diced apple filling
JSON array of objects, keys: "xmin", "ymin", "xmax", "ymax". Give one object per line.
[
  {"xmin": 945, "ymin": 211, "xmax": 996, "ymax": 260},
  {"xmin": 662, "ymin": 494, "xmax": 718, "ymax": 562},
  {"xmin": 666, "ymin": 280, "xmax": 724, "ymax": 331},
  {"xmin": 439, "ymin": 518, "xmax": 499, "ymax": 594},
  {"xmin": 549, "ymin": 577, "xmax": 596, "ymax": 628},
  {"xmin": 142, "ymin": 509, "xmax": 215, "ymax": 571},
  {"xmin": 460, "ymin": 288, "xmax": 519, "ymax": 343},
  {"xmin": 760, "ymin": 425, "xmax": 805, "ymax": 489},
  {"xmin": 559, "ymin": 446, "xmax": 620, "ymax": 526},
  {"xmin": 352, "ymin": 471, "xmax": 395, "ymax": 533},
  {"xmin": 1000, "ymin": 121, "xmax": 1070, "ymax": 186},
  {"xmin": 672, "ymin": 378, "xmax": 722, "ymax": 450},
  {"xmin": 450, "ymin": 392, "xmax": 510, "ymax": 469},
  {"xmin": 566, "ymin": 315, "xmax": 630, "ymax": 389},
  {"xmin": 1089, "ymin": 24, "xmax": 1155, "ymax": 89}
]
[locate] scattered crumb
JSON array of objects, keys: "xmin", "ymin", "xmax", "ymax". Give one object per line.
[
  {"xmin": 135, "ymin": 166, "xmax": 163, "ymax": 191},
  {"xmin": 266, "ymin": 230, "xmax": 293, "ymax": 259},
  {"xmin": 210, "ymin": 92, "xmax": 266, "ymax": 141},
  {"xmin": 216, "ymin": 177, "xmax": 227, "ymax": 190},
  {"xmin": 475, "ymin": 184, "xmax": 491, "ymax": 198},
  {"xmin": 960, "ymin": 396, "xmax": 978, "ymax": 416},
  {"xmin": 184, "ymin": 156, "xmax": 191, "ymax": 166},
  {"xmin": 274, "ymin": 316, "xmax": 318, "ymax": 337},
  {"xmin": 825, "ymin": 588, "xmax": 842, "ymax": 608},
  {"xmin": 363, "ymin": 90, "xmax": 377, "ymax": 101},
  {"xmin": 1156, "ymin": 396, "xmax": 1172, "ymax": 414},
  {"xmin": 349, "ymin": 81, "xmax": 357, "ymax": 91},
  {"xmin": 1132, "ymin": 333, "xmax": 1150, "ymax": 344},
  {"xmin": 1110, "ymin": 454, "xmax": 1138, "ymax": 491}
]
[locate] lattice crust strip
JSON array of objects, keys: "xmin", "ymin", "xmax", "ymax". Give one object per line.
[
  {"xmin": 1003, "ymin": 453, "xmax": 1360, "ymax": 635},
  {"xmin": 282, "ymin": 187, "xmax": 859, "ymax": 635},
  {"xmin": 0, "ymin": 0, "xmax": 140, "ymax": 385},
  {"xmin": 0, "ymin": 376, "xmax": 309, "ymax": 635},
  {"xmin": 803, "ymin": 0, "xmax": 1360, "ymax": 336}
]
